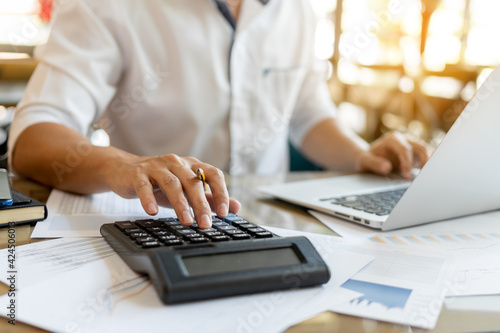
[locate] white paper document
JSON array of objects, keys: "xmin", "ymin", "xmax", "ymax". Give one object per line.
[
  {"xmin": 365, "ymin": 228, "xmax": 500, "ymax": 297},
  {"xmin": 310, "ymin": 209, "xmax": 500, "ymax": 297},
  {"xmin": 314, "ymin": 237, "xmax": 454, "ymax": 329},
  {"xmin": 0, "ymin": 238, "xmax": 115, "ymax": 287},
  {"xmin": 32, "ymin": 190, "xmax": 177, "ymax": 238},
  {"xmin": 445, "ymin": 295, "xmax": 500, "ymax": 312},
  {"xmin": 0, "ymin": 230, "xmax": 372, "ymax": 333}
]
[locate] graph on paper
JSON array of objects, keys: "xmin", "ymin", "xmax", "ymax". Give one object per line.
[{"xmin": 342, "ymin": 279, "xmax": 412, "ymax": 310}]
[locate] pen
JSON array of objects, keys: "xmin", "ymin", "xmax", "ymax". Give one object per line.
[{"xmin": 197, "ymin": 168, "xmax": 209, "ymax": 192}]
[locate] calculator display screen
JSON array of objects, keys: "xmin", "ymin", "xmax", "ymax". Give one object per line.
[{"xmin": 181, "ymin": 247, "xmax": 302, "ymax": 277}]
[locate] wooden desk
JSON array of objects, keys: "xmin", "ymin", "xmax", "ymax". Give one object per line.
[{"xmin": 0, "ymin": 174, "xmax": 499, "ymax": 333}]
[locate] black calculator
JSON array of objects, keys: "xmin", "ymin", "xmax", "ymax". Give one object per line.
[{"xmin": 100, "ymin": 213, "xmax": 330, "ymax": 304}]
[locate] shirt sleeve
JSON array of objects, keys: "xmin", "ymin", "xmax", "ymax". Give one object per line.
[
  {"xmin": 288, "ymin": 2, "xmax": 337, "ymax": 150},
  {"xmin": 8, "ymin": 0, "xmax": 123, "ymax": 172},
  {"xmin": 288, "ymin": 58, "xmax": 337, "ymax": 149}
]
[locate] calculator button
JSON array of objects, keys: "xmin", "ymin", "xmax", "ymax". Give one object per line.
[
  {"xmin": 223, "ymin": 229, "xmax": 244, "ymax": 235},
  {"xmin": 124, "ymin": 228, "xmax": 142, "ymax": 235},
  {"xmin": 135, "ymin": 220, "xmax": 162, "ymax": 228},
  {"xmin": 212, "ymin": 221, "xmax": 230, "ymax": 228},
  {"xmin": 158, "ymin": 217, "xmax": 178, "ymax": 222},
  {"xmin": 204, "ymin": 231, "xmax": 224, "ymax": 238},
  {"xmin": 197, "ymin": 228, "xmax": 217, "ymax": 233},
  {"xmin": 163, "ymin": 239, "xmax": 183, "ymax": 246},
  {"xmin": 158, "ymin": 235, "xmax": 179, "ymax": 242},
  {"xmin": 162, "ymin": 220, "xmax": 182, "ymax": 226},
  {"xmin": 170, "ymin": 225, "xmax": 190, "ymax": 231},
  {"xmin": 176, "ymin": 229, "xmax": 197, "ymax": 235},
  {"xmin": 216, "ymin": 225, "xmax": 238, "ymax": 231},
  {"xmin": 152, "ymin": 230, "xmax": 171, "ymax": 236},
  {"xmin": 136, "ymin": 237, "xmax": 156, "ymax": 245},
  {"xmin": 189, "ymin": 237, "xmax": 209, "ymax": 244},
  {"xmin": 115, "ymin": 221, "xmax": 136, "ymax": 231},
  {"xmin": 238, "ymin": 223, "xmax": 259, "ymax": 230},
  {"xmin": 211, "ymin": 235, "xmax": 231, "ymax": 242},
  {"xmin": 142, "ymin": 241, "xmax": 161, "ymax": 248},
  {"xmin": 254, "ymin": 232, "xmax": 273, "ymax": 238},
  {"xmin": 222, "ymin": 213, "xmax": 243, "ymax": 222},
  {"xmin": 129, "ymin": 232, "xmax": 150, "ymax": 240},
  {"xmin": 231, "ymin": 233, "xmax": 251, "ymax": 240},
  {"xmin": 182, "ymin": 233, "xmax": 202, "ymax": 239},
  {"xmin": 211, "ymin": 217, "xmax": 222, "ymax": 222},
  {"xmin": 247, "ymin": 227, "xmax": 267, "ymax": 234},
  {"xmin": 229, "ymin": 220, "xmax": 251, "ymax": 227},
  {"xmin": 147, "ymin": 226, "xmax": 166, "ymax": 232}
]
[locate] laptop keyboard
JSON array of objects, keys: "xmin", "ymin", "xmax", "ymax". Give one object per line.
[{"xmin": 321, "ymin": 188, "xmax": 407, "ymax": 216}]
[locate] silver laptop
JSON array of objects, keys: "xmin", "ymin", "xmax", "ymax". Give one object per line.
[{"xmin": 260, "ymin": 66, "xmax": 500, "ymax": 231}]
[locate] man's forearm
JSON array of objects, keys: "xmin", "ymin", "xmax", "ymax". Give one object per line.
[
  {"xmin": 11, "ymin": 122, "xmax": 240, "ymax": 227},
  {"xmin": 12, "ymin": 122, "xmax": 132, "ymax": 194},
  {"xmin": 300, "ymin": 118, "xmax": 369, "ymax": 171}
]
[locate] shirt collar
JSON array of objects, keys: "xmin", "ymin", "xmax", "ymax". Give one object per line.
[{"xmin": 214, "ymin": 0, "xmax": 270, "ymax": 32}]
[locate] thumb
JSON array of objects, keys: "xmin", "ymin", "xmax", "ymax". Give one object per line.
[{"xmin": 359, "ymin": 152, "xmax": 392, "ymax": 175}]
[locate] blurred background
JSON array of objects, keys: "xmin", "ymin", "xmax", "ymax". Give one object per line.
[
  {"xmin": 310, "ymin": 0, "xmax": 499, "ymax": 146},
  {"xmin": 0, "ymin": 0, "xmax": 499, "ymax": 168}
]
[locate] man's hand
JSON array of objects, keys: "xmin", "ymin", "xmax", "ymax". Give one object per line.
[
  {"xmin": 108, "ymin": 154, "xmax": 241, "ymax": 229},
  {"xmin": 358, "ymin": 131, "xmax": 430, "ymax": 179},
  {"xmin": 13, "ymin": 124, "xmax": 240, "ymax": 230}
]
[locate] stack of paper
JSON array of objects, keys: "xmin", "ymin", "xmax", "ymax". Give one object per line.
[
  {"xmin": 0, "ymin": 190, "xmax": 469, "ymax": 331},
  {"xmin": 310, "ymin": 210, "xmax": 500, "ymax": 313},
  {"xmin": 0, "ymin": 230, "xmax": 372, "ymax": 332}
]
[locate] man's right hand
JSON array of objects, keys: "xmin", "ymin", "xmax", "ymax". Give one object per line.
[
  {"xmin": 108, "ymin": 154, "xmax": 241, "ymax": 229},
  {"xmin": 12, "ymin": 123, "xmax": 240, "ymax": 230}
]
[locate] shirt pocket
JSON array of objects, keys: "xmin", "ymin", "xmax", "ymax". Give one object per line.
[{"xmin": 260, "ymin": 65, "xmax": 306, "ymax": 119}]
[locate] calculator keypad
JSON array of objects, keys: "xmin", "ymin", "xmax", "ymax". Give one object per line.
[{"xmin": 114, "ymin": 214, "xmax": 275, "ymax": 248}]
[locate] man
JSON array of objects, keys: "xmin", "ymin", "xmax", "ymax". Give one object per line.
[{"xmin": 8, "ymin": 0, "xmax": 428, "ymax": 229}]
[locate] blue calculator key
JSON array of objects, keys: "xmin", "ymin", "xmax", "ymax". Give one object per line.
[{"xmin": 221, "ymin": 214, "xmax": 243, "ymax": 222}]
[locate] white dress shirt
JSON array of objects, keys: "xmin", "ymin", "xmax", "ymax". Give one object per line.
[{"xmin": 9, "ymin": 0, "xmax": 336, "ymax": 174}]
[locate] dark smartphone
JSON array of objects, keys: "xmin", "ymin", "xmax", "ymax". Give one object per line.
[{"xmin": 0, "ymin": 169, "xmax": 13, "ymax": 206}]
